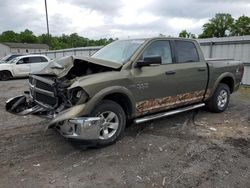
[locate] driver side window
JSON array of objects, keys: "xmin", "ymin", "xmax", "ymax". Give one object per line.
[
  {"xmin": 17, "ymin": 57, "xmax": 29, "ymax": 64},
  {"xmin": 142, "ymin": 40, "xmax": 173, "ymax": 64}
]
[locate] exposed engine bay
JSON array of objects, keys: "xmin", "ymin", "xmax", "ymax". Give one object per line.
[
  {"xmin": 65, "ymin": 59, "xmax": 115, "ymax": 79},
  {"xmin": 6, "ymin": 57, "xmax": 119, "ymax": 118}
]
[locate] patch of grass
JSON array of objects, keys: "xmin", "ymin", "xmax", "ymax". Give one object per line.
[{"xmin": 239, "ymin": 86, "xmax": 250, "ymax": 99}]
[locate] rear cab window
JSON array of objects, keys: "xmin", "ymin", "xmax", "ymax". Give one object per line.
[{"xmin": 175, "ymin": 41, "xmax": 199, "ymax": 63}]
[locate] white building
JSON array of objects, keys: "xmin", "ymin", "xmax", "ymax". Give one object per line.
[{"xmin": 0, "ymin": 42, "xmax": 49, "ymax": 58}]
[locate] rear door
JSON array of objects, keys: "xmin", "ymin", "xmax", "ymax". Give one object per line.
[
  {"xmin": 172, "ymin": 40, "xmax": 208, "ymax": 103},
  {"xmin": 13, "ymin": 57, "xmax": 31, "ymax": 76},
  {"xmin": 30, "ymin": 56, "xmax": 49, "ymax": 72}
]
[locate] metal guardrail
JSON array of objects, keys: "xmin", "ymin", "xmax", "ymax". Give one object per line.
[{"xmin": 35, "ymin": 46, "xmax": 102, "ymax": 60}]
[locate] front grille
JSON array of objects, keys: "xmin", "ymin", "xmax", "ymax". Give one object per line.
[
  {"xmin": 35, "ymin": 92, "xmax": 57, "ymax": 106},
  {"xmin": 29, "ymin": 75, "xmax": 58, "ymax": 108},
  {"xmin": 36, "ymin": 80, "xmax": 54, "ymax": 92}
]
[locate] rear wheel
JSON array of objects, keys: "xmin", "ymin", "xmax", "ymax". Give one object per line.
[
  {"xmin": 206, "ymin": 83, "xmax": 230, "ymax": 113},
  {"xmin": 90, "ymin": 100, "xmax": 126, "ymax": 147},
  {"xmin": 0, "ymin": 71, "xmax": 12, "ymax": 81}
]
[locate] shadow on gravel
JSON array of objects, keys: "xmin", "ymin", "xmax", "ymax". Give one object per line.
[
  {"xmin": 225, "ymin": 137, "xmax": 250, "ymax": 157},
  {"xmin": 225, "ymin": 137, "xmax": 250, "ymax": 149},
  {"xmin": 125, "ymin": 108, "xmax": 205, "ymax": 139}
]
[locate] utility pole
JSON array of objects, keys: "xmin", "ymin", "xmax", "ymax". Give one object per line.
[{"xmin": 44, "ymin": 0, "xmax": 50, "ymax": 36}]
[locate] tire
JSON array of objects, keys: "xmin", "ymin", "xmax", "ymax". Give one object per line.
[
  {"xmin": 206, "ymin": 83, "xmax": 230, "ymax": 113},
  {"xmin": 0, "ymin": 71, "xmax": 12, "ymax": 81},
  {"xmin": 90, "ymin": 100, "xmax": 126, "ymax": 147}
]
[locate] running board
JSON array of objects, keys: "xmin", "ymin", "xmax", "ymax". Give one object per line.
[{"xmin": 134, "ymin": 103, "xmax": 205, "ymax": 124}]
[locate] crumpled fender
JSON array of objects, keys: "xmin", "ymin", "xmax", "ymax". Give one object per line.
[
  {"xmin": 48, "ymin": 103, "xmax": 86, "ymax": 127},
  {"xmin": 48, "ymin": 86, "xmax": 136, "ymax": 127},
  {"xmin": 83, "ymin": 86, "xmax": 136, "ymax": 116}
]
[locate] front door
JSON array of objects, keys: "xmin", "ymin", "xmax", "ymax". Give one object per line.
[{"xmin": 13, "ymin": 57, "xmax": 31, "ymax": 76}]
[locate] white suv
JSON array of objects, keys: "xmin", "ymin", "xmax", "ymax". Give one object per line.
[{"xmin": 0, "ymin": 54, "xmax": 50, "ymax": 80}]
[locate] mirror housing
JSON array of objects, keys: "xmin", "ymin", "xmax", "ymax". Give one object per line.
[
  {"xmin": 16, "ymin": 59, "xmax": 24, "ymax": 65},
  {"xmin": 136, "ymin": 56, "xmax": 162, "ymax": 68}
]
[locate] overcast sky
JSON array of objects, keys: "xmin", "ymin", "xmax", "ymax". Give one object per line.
[{"xmin": 0, "ymin": 0, "xmax": 250, "ymax": 39}]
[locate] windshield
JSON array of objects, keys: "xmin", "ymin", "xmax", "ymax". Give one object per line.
[
  {"xmin": 0, "ymin": 55, "xmax": 11, "ymax": 61},
  {"xmin": 0, "ymin": 54, "xmax": 22, "ymax": 62},
  {"xmin": 92, "ymin": 39, "xmax": 145, "ymax": 64},
  {"xmin": 7, "ymin": 57, "xmax": 19, "ymax": 64}
]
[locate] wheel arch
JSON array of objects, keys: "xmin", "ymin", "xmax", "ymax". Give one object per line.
[
  {"xmin": 219, "ymin": 77, "xmax": 234, "ymax": 93},
  {"xmin": 102, "ymin": 92, "xmax": 133, "ymax": 119},
  {"xmin": 0, "ymin": 70, "xmax": 13, "ymax": 77},
  {"xmin": 83, "ymin": 86, "xmax": 136, "ymax": 119},
  {"xmin": 210, "ymin": 73, "xmax": 235, "ymax": 98}
]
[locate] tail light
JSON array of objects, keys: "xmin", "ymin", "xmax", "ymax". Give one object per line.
[{"xmin": 239, "ymin": 64, "xmax": 244, "ymax": 79}]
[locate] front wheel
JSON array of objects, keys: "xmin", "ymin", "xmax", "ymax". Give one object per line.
[
  {"xmin": 90, "ymin": 100, "xmax": 126, "ymax": 147},
  {"xmin": 206, "ymin": 83, "xmax": 230, "ymax": 113},
  {"xmin": 0, "ymin": 71, "xmax": 12, "ymax": 81}
]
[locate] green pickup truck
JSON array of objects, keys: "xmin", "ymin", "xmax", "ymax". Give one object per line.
[{"xmin": 6, "ymin": 37, "xmax": 244, "ymax": 146}]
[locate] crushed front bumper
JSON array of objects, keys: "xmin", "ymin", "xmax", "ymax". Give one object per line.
[
  {"xmin": 57, "ymin": 117, "xmax": 102, "ymax": 140},
  {"xmin": 6, "ymin": 95, "xmax": 103, "ymax": 141}
]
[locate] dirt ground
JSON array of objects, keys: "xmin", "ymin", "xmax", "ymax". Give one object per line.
[{"xmin": 0, "ymin": 79, "xmax": 249, "ymax": 188}]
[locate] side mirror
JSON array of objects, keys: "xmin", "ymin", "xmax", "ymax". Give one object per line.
[
  {"xmin": 136, "ymin": 56, "xmax": 162, "ymax": 68},
  {"xmin": 16, "ymin": 59, "xmax": 24, "ymax": 64}
]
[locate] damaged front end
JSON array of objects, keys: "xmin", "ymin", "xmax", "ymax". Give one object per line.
[
  {"xmin": 5, "ymin": 56, "xmax": 121, "ymax": 140},
  {"xmin": 6, "ymin": 95, "xmax": 46, "ymax": 115}
]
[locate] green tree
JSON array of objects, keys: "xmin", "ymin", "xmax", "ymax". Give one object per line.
[
  {"xmin": 68, "ymin": 33, "xmax": 88, "ymax": 47},
  {"xmin": 199, "ymin": 13, "xmax": 234, "ymax": 38},
  {"xmin": 0, "ymin": 29, "xmax": 115, "ymax": 50},
  {"xmin": 0, "ymin": 31, "xmax": 20, "ymax": 42},
  {"xmin": 230, "ymin": 15, "xmax": 250, "ymax": 36},
  {"xmin": 179, "ymin": 30, "xmax": 196, "ymax": 38},
  {"xmin": 38, "ymin": 34, "xmax": 51, "ymax": 45},
  {"xmin": 19, "ymin": 29, "xmax": 38, "ymax": 43}
]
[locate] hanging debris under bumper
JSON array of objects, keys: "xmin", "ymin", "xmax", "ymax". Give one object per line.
[{"xmin": 5, "ymin": 95, "xmax": 46, "ymax": 115}]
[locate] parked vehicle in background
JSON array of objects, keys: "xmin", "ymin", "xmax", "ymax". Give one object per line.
[
  {"xmin": 6, "ymin": 37, "xmax": 244, "ymax": 147},
  {"xmin": 0, "ymin": 54, "xmax": 50, "ymax": 80},
  {"xmin": 0, "ymin": 54, "xmax": 24, "ymax": 64}
]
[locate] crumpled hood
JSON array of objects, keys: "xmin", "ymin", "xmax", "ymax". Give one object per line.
[{"xmin": 31, "ymin": 55, "xmax": 122, "ymax": 78}]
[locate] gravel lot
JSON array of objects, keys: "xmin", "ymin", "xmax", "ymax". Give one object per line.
[{"xmin": 0, "ymin": 79, "xmax": 249, "ymax": 188}]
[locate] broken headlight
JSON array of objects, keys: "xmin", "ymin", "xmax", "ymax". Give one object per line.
[{"xmin": 68, "ymin": 87, "xmax": 88, "ymax": 105}]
